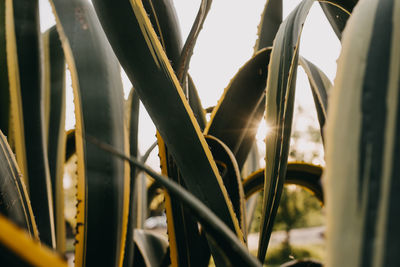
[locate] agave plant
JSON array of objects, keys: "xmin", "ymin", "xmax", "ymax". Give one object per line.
[{"xmin": 0, "ymin": 0, "xmax": 399, "ymax": 266}]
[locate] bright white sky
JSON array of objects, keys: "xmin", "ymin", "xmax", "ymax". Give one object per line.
[{"xmin": 39, "ymin": 0, "xmax": 340, "ymax": 167}]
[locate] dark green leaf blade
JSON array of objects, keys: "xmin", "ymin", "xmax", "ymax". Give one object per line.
[
  {"xmin": 92, "ymin": 0, "xmax": 243, "ymax": 241},
  {"xmin": 325, "ymin": 0, "xmax": 400, "ymax": 265},
  {"xmin": 299, "ymin": 56, "xmax": 331, "ymax": 140},
  {"xmin": 205, "ymin": 48, "xmax": 271, "ymax": 169},
  {"xmin": 319, "ymin": 0, "xmax": 356, "ymax": 40},
  {"xmin": 0, "ymin": 131, "xmax": 38, "ymax": 239},
  {"xmin": 259, "ymin": 0, "xmax": 314, "ymax": 262},
  {"xmin": 254, "ymin": 0, "xmax": 282, "ymax": 51},
  {"xmin": 43, "ymin": 26, "xmax": 66, "ymax": 253},
  {"xmin": 50, "ymin": 1, "xmax": 129, "ymax": 266},
  {"xmin": 123, "ymin": 89, "xmax": 140, "ymax": 267},
  {"xmin": 87, "ymin": 139, "xmax": 261, "ymax": 267},
  {"xmin": 8, "ymin": 0, "xmax": 55, "ymax": 247},
  {"xmin": 133, "ymin": 229, "xmax": 169, "ymax": 267}
]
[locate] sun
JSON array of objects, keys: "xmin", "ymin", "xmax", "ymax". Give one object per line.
[{"xmin": 256, "ymin": 120, "xmax": 272, "ymax": 141}]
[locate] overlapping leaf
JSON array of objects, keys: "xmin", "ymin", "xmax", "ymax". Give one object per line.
[
  {"xmin": 5, "ymin": 0, "xmax": 55, "ymax": 247},
  {"xmin": 92, "ymin": 0, "xmax": 243, "ymax": 245},
  {"xmin": 0, "ymin": 131, "xmax": 38, "ymax": 239},
  {"xmin": 43, "ymin": 26, "xmax": 66, "ymax": 253},
  {"xmin": 259, "ymin": 0, "xmax": 314, "ymax": 262},
  {"xmin": 0, "ymin": 214, "xmax": 67, "ymax": 267},
  {"xmin": 50, "ymin": 1, "xmax": 129, "ymax": 266},
  {"xmin": 243, "ymin": 163, "xmax": 323, "ymax": 203},
  {"xmin": 88, "ymin": 139, "xmax": 261, "ymax": 267},
  {"xmin": 205, "ymin": 48, "xmax": 271, "ymax": 169}
]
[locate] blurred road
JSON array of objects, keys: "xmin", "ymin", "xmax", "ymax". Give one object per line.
[{"xmin": 247, "ymin": 226, "xmax": 325, "ymax": 251}]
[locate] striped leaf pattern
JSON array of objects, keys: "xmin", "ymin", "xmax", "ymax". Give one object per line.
[
  {"xmin": 50, "ymin": 0, "xmax": 129, "ymax": 266},
  {"xmin": 325, "ymin": 0, "xmax": 400, "ymax": 266}
]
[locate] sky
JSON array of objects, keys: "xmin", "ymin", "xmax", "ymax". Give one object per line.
[{"xmin": 39, "ymin": 0, "xmax": 341, "ymax": 168}]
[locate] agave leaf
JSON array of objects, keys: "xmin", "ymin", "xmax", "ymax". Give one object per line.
[
  {"xmin": 325, "ymin": 0, "xmax": 400, "ymax": 266},
  {"xmin": 205, "ymin": 135, "xmax": 246, "ymax": 237},
  {"xmin": 133, "ymin": 229, "xmax": 169, "ymax": 267},
  {"xmin": 243, "ymin": 163, "xmax": 323, "ymax": 203},
  {"xmin": 319, "ymin": 0, "xmax": 356, "ymax": 40},
  {"xmin": 5, "ymin": 0, "xmax": 55, "ymax": 247},
  {"xmin": 123, "ymin": 89, "xmax": 140, "ymax": 267},
  {"xmin": 205, "ymin": 48, "xmax": 271, "ymax": 169},
  {"xmin": 241, "ymin": 144, "xmax": 261, "ymax": 233},
  {"xmin": 88, "ymin": 138, "xmax": 262, "ymax": 267},
  {"xmin": 142, "ymin": 1, "xmax": 211, "ymax": 264},
  {"xmin": 259, "ymin": 0, "xmax": 314, "ymax": 261},
  {"xmin": 50, "ymin": 1, "xmax": 129, "ymax": 266},
  {"xmin": 188, "ymin": 75, "xmax": 207, "ymax": 130},
  {"xmin": 0, "ymin": 131, "xmax": 38, "ymax": 239},
  {"xmin": 43, "ymin": 26, "xmax": 66, "ymax": 254},
  {"xmin": 0, "ymin": 214, "xmax": 67, "ymax": 267},
  {"xmin": 142, "ymin": 0, "xmax": 182, "ymax": 70},
  {"xmin": 92, "ymin": 0, "xmax": 243, "ymax": 242},
  {"xmin": 176, "ymin": 0, "xmax": 212, "ymax": 84},
  {"xmin": 299, "ymin": 56, "xmax": 331, "ymax": 140},
  {"xmin": 254, "ymin": 0, "xmax": 282, "ymax": 51},
  {"xmin": 158, "ymin": 134, "xmax": 210, "ymax": 267},
  {"xmin": 0, "ymin": 1, "xmax": 9, "ymax": 136}
]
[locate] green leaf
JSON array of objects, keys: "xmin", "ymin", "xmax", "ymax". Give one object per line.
[
  {"xmin": 205, "ymin": 48, "xmax": 271, "ymax": 169},
  {"xmin": 142, "ymin": 0, "xmax": 182, "ymax": 70},
  {"xmin": 176, "ymin": 0, "xmax": 212, "ymax": 83},
  {"xmin": 87, "ymin": 138, "xmax": 262, "ymax": 267},
  {"xmin": 123, "ymin": 89, "xmax": 140, "ymax": 267},
  {"xmin": 92, "ymin": 0, "xmax": 243, "ymax": 242},
  {"xmin": 43, "ymin": 25, "xmax": 66, "ymax": 254},
  {"xmin": 299, "ymin": 56, "xmax": 331, "ymax": 140},
  {"xmin": 0, "ymin": 131, "xmax": 38, "ymax": 239},
  {"xmin": 188, "ymin": 75, "xmax": 207, "ymax": 130},
  {"xmin": 259, "ymin": 0, "xmax": 314, "ymax": 262},
  {"xmin": 205, "ymin": 135, "xmax": 246, "ymax": 236},
  {"xmin": 254, "ymin": 0, "xmax": 282, "ymax": 51},
  {"xmin": 0, "ymin": 214, "xmax": 67, "ymax": 267},
  {"xmin": 5, "ymin": 0, "xmax": 55, "ymax": 248},
  {"xmin": 325, "ymin": 0, "xmax": 400, "ymax": 265},
  {"xmin": 133, "ymin": 229, "xmax": 169, "ymax": 267},
  {"xmin": 50, "ymin": 0, "xmax": 129, "ymax": 266},
  {"xmin": 319, "ymin": 0, "xmax": 356, "ymax": 40},
  {"xmin": 0, "ymin": 1, "xmax": 10, "ymax": 136},
  {"xmin": 242, "ymin": 163, "xmax": 323, "ymax": 203}
]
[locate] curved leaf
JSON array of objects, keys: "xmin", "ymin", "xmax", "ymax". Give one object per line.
[
  {"xmin": 92, "ymin": 0, "xmax": 243, "ymax": 241},
  {"xmin": 0, "ymin": 214, "xmax": 67, "ymax": 267},
  {"xmin": 133, "ymin": 229, "xmax": 169, "ymax": 267},
  {"xmin": 254, "ymin": 0, "xmax": 282, "ymax": 51},
  {"xmin": 242, "ymin": 163, "xmax": 324, "ymax": 203},
  {"xmin": 205, "ymin": 48, "xmax": 271, "ymax": 169},
  {"xmin": 325, "ymin": 0, "xmax": 400, "ymax": 266},
  {"xmin": 319, "ymin": 0, "xmax": 356, "ymax": 40},
  {"xmin": 0, "ymin": 131, "xmax": 38, "ymax": 239},
  {"xmin": 259, "ymin": 0, "xmax": 314, "ymax": 261},
  {"xmin": 205, "ymin": 135, "xmax": 246, "ymax": 236},
  {"xmin": 123, "ymin": 89, "xmax": 140, "ymax": 267},
  {"xmin": 6, "ymin": 0, "xmax": 55, "ymax": 247},
  {"xmin": 50, "ymin": 1, "xmax": 129, "ymax": 266},
  {"xmin": 87, "ymin": 138, "xmax": 261, "ymax": 267},
  {"xmin": 176, "ymin": 0, "xmax": 212, "ymax": 83},
  {"xmin": 158, "ymin": 134, "xmax": 210, "ymax": 267},
  {"xmin": 0, "ymin": 1, "xmax": 10, "ymax": 136},
  {"xmin": 43, "ymin": 25, "xmax": 66, "ymax": 253},
  {"xmin": 299, "ymin": 56, "xmax": 331, "ymax": 140},
  {"xmin": 142, "ymin": 0, "xmax": 182, "ymax": 70}
]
